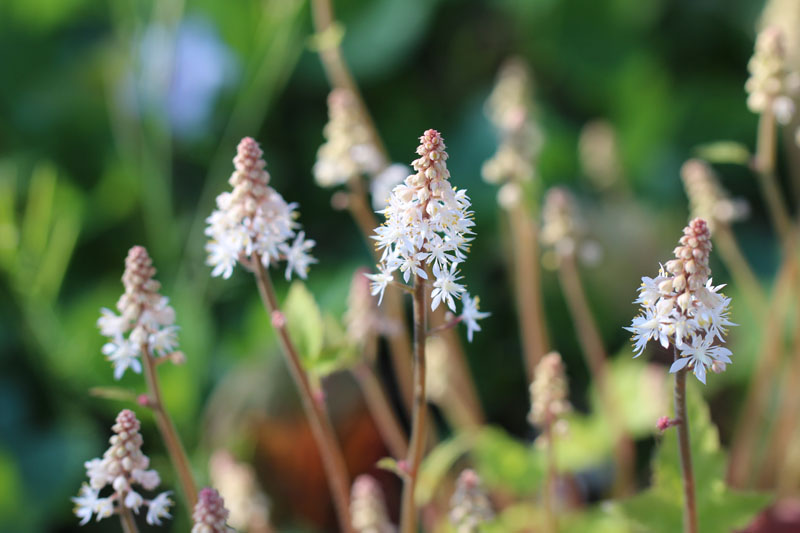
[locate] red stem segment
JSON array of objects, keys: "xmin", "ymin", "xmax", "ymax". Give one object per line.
[{"xmin": 252, "ymin": 259, "xmax": 354, "ymax": 533}]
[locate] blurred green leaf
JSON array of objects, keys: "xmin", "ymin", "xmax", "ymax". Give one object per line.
[
  {"xmin": 284, "ymin": 281, "xmax": 325, "ymax": 366},
  {"xmin": 417, "ymin": 432, "xmax": 475, "ymax": 505},
  {"xmin": 694, "ymin": 141, "xmax": 751, "ymax": 165},
  {"xmin": 472, "ymin": 426, "xmax": 545, "ymax": 496},
  {"xmin": 376, "ymin": 456, "xmax": 407, "ymax": 480},
  {"xmin": 617, "ymin": 379, "xmax": 771, "ymax": 533}
]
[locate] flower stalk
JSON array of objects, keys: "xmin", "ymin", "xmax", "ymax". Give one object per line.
[
  {"xmin": 252, "ymin": 258, "xmax": 354, "ymax": 533},
  {"xmin": 673, "ymin": 346, "xmax": 698, "ymax": 533},
  {"xmin": 140, "ymin": 344, "xmax": 198, "ymax": 509},
  {"xmin": 400, "ymin": 273, "xmax": 429, "ymax": 533},
  {"xmin": 119, "ymin": 505, "xmax": 139, "ymax": 533}
]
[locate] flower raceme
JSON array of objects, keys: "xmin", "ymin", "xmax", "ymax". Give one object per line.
[
  {"xmin": 192, "ymin": 487, "xmax": 233, "ymax": 533},
  {"xmin": 205, "ymin": 137, "xmax": 316, "ymax": 280},
  {"xmin": 626, "ymin": 218, "xmax": 735, "ymax": 384},
  {"xmin": 367, "ymin": 129, "xmax": 489, "ymax": 341},
  {"xmin": 72, "ymin": 410, "xmax": 173, "ymax": 526},
  {"xmin": 97, "ymin": 246, "xmax": 182, "ymax": 380}
]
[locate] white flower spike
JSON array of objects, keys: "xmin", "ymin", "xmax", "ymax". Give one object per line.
[
  {"xmin": 626, "ymin": 218, "xmax": 735, "ymax": 383},
  {"xmin": 367, "ymin": 129, "xmax": 488, "ymax": 341}
]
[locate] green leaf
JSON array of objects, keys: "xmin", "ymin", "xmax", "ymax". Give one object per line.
[
  {"xmin": 472, "ymin": 426, "xmax": 545, "ymax": 496},
  {"xmin": 416, "ymin": 432, "xmax": 475, "ymax": 505},
  {"xmin": 376, "ymin": 457, "xmax": 408, "ymax": 481},
  {"xmin": 617, "ymin": 378, "xmax": 771, "ymax": 533},
  {"xmin": 283, "ymin": 281, "xmax": 324, "ymax": 367},
  {"xmin": 694, "ymin": 141, "xmax": 751, "ymax": 165}
]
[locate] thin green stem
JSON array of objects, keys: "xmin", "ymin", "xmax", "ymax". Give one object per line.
[
  {"xmin": 673, "ymin": 346, "xmax": 698, "ymax": 533},
  {"xmin": 252, "ymin": 258, "xmax": 353, "ymax": 533},
  {"xmin": 140, "ymin": 345, "xmax": 198, "ymax": 510},
  {"xmin": 400, "ymin": 274, "xmax": 428, "ymax": 533}
]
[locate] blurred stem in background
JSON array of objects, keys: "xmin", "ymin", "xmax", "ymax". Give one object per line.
[
  {"xmin": 754, "ymin": 109, "xmax": 794, "ymax": 247},
  {"xmin": 673, "ymin": 346, "xmax": 698, "ymax": 533},
  {"xmin": 556, "ymin": 251, "xmax": 634, "ymax": 496},
  {"xmin": 727, "ymin": 254, "xmax": 797, "ymax": 487},
  {"xmin": 310, "ymin": 0, "xmax": 483, "ymax": 426},
  {"xmin": 400, "ymin": 273, "xmax": 428, "ymax": 533},
  {"xmin": 140, "ymin": 343, "xmax": 198, "ymax": 510},
  {"xmin": 252, "ymin": 257, "xmax": 354, "ymax": 533},
  {"xmin": 118, "ymin": 503, "xmax": 139, "ymax": 533}
]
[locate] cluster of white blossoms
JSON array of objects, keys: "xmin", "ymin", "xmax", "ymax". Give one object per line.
[
  {"xmin": 314, "ymin": 88, "xmax": 385, "ymax": 188},
  {"xmin": 192, "ymin": 487, "xmax": 233, "ymax": 533},
  {"xmin": 449, "ymin": 469, "xmax": 494, "ymax": 533},
  {"xmin": 746, "ymin": 26, "xmax": 800, "ymax": 124},
  {"xmin": 205, "ymin": 137, "xmax": 316, "ymax": 280},
  {"xmin": 367, "ymin": 129, "xmax": 489, "ymax": 341},
  {"xmin": 97, "ymin": 246, "xmax": 182, "ymax": 380},
  {"xmin": 350, "ymin": 475, "xmax": 394, "ymax": 533},
  {"xmin": 72, "ymin": 410, "xmax": 172, "ymax": 526},
  {"xmin": 626, "ymin": 218, "xmax": 735, "ymax": 384}
]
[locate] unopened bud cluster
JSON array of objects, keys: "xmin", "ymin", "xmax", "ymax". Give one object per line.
[
  {"xmin": 72, "ymin": 410, "xmax": 173, "ymax": 526},
  {"xmin": 626, "ymin": 218, "xmax": 735, "ymax": 383},
  {"xmin": 205, "ymin": 137, "xmax": 316, "ymax": 280},
  {"xmin": 97, "ymin": 246, "xmax": 181, "ymax": 380},
  {"xmin": 368, "ymin": 129, "xmax": 488, "ymax": 342},
  {"xmin": 449, "ymin": 469, "xmax": 494, "ymax": 533},
  {"xmin": 681, "ymin": 159, "xmax": 748, "ymax": 231},
  {"xmin": 350, "ymin": 475, "xmax": 394, "ymax": 533},
  {"xmin": 482, "ymin": 58, "xmax": 543, "ymax": 209},
  {"xmin": 540, "ymin": 187, "xmax": 581, "ymax": 259},
  {"xmin": 314, "ymin": 89, "xmax": 385, "ymax": 188},
  {"xmin": 209, "ymin": 450, "xmax": 271, "ymax": 532},
  {"xmin": 192, "ymin": 487, "xmax": 233, "ymax": 533},
  {"xmin": 746, "ymin": 26, "xmax": 800, "ymax": 124},
  {"xmin": 528, "ymin": 352, "xmax": 571, "ymax": 430}
]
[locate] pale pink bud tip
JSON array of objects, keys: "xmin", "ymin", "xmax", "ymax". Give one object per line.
[
  {"xmin": 397, "ymin": 460, "xmax": 410, "ymax": 474},
  {"xmin": 137, "ymin": 394, "xmax": 151, "ymax": 407},
  {"xmin": 270, "ymin": 310, "xmax": 286, "ymax": 329},
  {"xmin": 116, "ymin": 409, "xmax": 141, "ymax": 432},
  {"xmin": 656, "ymin": 416, "xmax": 680, "ymax": 432},
  {"xmin": 192, "ymin": 487, "xmax": 230, "ymax": 533}
]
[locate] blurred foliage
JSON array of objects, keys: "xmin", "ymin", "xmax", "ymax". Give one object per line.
[{"xmin": 0, "ymin": 0, "xmax": 789, "ymax": 530}]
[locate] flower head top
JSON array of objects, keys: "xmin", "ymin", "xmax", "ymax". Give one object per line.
[
  {"xmin": 482, "ymin": 58, "xmax": 543, "ymax": 209},
  {"xmin": 746, "ymin": 26, "xmax": 800, "ymax": 124},
  {"xmin": 208, "ymin": 450, "xmax": 271, "ymax": 532},
  {"xmin": 205, "ymin": 137, "xmax": 316, "ymax": 280},
  {"xmin": 350, "ymin": 475, "xmax": 394, "ymax": 533},
  {"xmin": 626, "ymin": 218, "xmax": 735, "ymax": 383},
  {"xmin": 367, "ymin": 129, "xmax": 488, "ymax": 340},
  {"xmin": 314, "ymin": 89, "xmax": 385, "ymax": 188},
  {"xmin": 681, "ymin": 159, "xmax": 748, "ymax": 232},
  {"xmin": 528, "ymin": 352, "xmax": 571, "ymax": 430},
  {"xmin": 192, "ymin": 487, "xmax": 233, "ymax": 533},
  {"xmin": 540, "ymin": 187, "xmax": 582, "ymax": 260},
  {"xmin": 449, "ymin": 469, "xmax": 494, "ymax": 533},
  {"xmin": 98, "ymin": 246, "xmax": 181, "ymax": 380},
  {"xmin": 72, "ymin": 409, "xmax": 173, "ymax": 526}
]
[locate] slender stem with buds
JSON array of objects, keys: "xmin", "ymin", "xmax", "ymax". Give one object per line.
[
  {"xmin": 140, "ymin": 345, "xmax": 198, "ymax": 510},
  {"xmin": 118, "ymin": 503, "xmax": 139, "ymax": 533},
  {"xmin": 673, "ymin": 346, "xmax": 698, "ymax": 533},
  {"xmin": 400, "ymin": 274, "xmax": 428, "ymax": 533},
  {"xmin": 556, "ymin": 253, "xmax": 634, "ymax": 495},
  {"xmin": 252, "ymin": 258, "xmax": 354, "ymax": 533},
  {"xmin": 508, "ymin": 203, "xmax": 549, "ymax": 381}
]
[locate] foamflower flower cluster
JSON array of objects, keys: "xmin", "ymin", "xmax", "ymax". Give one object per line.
[
  {"xmin": 746, "ymin": 25, "xmax": 800, "ymax": 124},
  {"xmin": 72, "ymin": 410, "xmax": 173, "ymax": 526},
  {"xmin": 314, "ymin": 88, "xmax": 385, "ymax": 187},
  {"xmin": 350, "ymin": 475, "xmax": 394, "ymax": 533},
  {"xmin": 680, "ymin": 159, "xmax": 748, "ymax": 232},
  {"xmin": 528, "ymin": 351, "xmax": 571, "ymax": 431},
  {"xmin": 367, "ymin": 129, "xmax": 489, "ymax": 341},
  {"xmin": 97, "ymin": 246, "xmax": 182, "ymax": 380},
  {"xmin": 205, "ymin": 137, "xmax": 316, "ymax": 280},
  {"xmin": 192, "ymin": 487, "xmax": 233, "ymax": 533},
  {"xmin": 449, "ymin": 469, "xmax": 494, "ymax": 533},
  {"xmin": 626, "ymin": 218, "xmax": 735, "ymax": 384}
]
